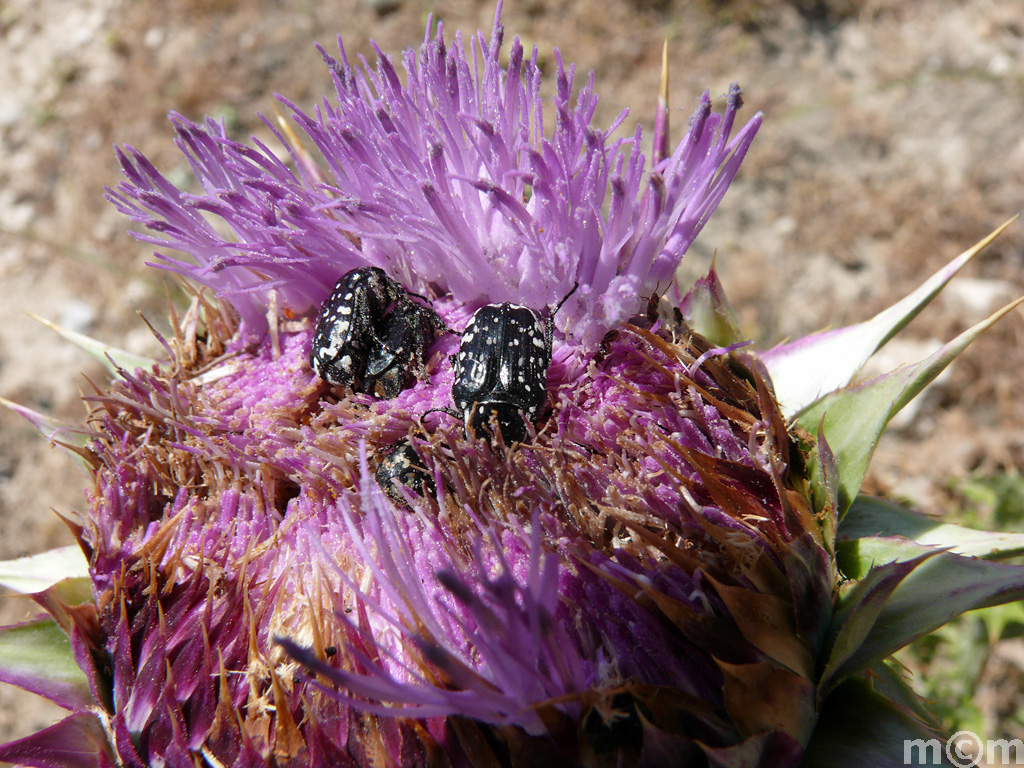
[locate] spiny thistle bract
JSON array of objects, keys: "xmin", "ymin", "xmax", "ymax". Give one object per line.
[{"xmin": 3, "ymin": 6, "xmax": 1024, "ymax": 768}]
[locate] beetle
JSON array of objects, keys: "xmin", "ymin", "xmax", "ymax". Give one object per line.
[
  {"xmin": 310, "ymin": 267, "xmax": 407, "ymax": 387},
  {"xmin": 448, "ymin": 284, "xmax": 577, "ymax": 444},
  {"xmin": 311, "ymin": 266, "xmax": 445, "ymax": 399},
  {"xmin": 360, "ymin": 300, "xmax": 445, "ymax": 399},
  {"xmin": 375, "ymin": 440, "xmax": 435, "ymax": 506}
]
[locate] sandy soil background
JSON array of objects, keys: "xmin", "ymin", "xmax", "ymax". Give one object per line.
[{"xmin": 2, "ymin": 0, "xmax": 1023, "ymax": 752}]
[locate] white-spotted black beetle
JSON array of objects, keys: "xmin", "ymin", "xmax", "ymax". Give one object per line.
[
  {"xmin": 448, "ymin": 284, "xmax": 577, "ymax": 444},
  {"xmin": 375, "ymin": 441, "xmax": 435, "ymax": 506},
  {"xmin": 310, "ymin": 266, "xmax": 444, "ymax": 398},
  {"xmin": 362, "ymin": 301, "xmax": 445, "ymax": 399}
]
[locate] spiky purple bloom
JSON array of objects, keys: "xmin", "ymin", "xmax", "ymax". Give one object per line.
[{"xmin": 106, "ymin": 9, "xmax": 758, "ymax": 350}]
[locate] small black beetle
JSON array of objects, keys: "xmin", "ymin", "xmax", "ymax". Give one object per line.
[
  {"xmin": 310, "ymin": 267, "xmax": 406, "ymax": 387},
  {"xmin": 311, "ymin": 267, "xmax": 444, "ymax": 398},
  {"xmin": 449, "ymin": 284, "xmax": 577, "ymax": 443},
  {"xmin": 375, "ymin": 441, "xmax": 435, "ymax": 506},
  {"xmin": 361, "ymin": 301, "xmax": 445, "ymax": 399}
]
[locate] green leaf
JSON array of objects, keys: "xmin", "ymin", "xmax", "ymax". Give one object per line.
[
  {"xmin": 895, "ymin": 613, "xmax": 990, "ymax": 735},
  {"xmin": 0, "ymin": 617, "xmax": 95, "ymax": 711},
  {"xmin": 865, "ymin": 658, "xmax": 943, "ymax": 730},
  {"xmin": 813, "ymin": 421, "xmax": 840, "ymax": 550},
  {"xmin": 0, "ymin": 546, "xmax": 91, "ymax": 595},
  {"xmin": 819, "ymin": 551, "xmax": 935, "ymax": 694},
  {"xmin": 798, "ymin": 297, "xmax": 1024, "ymax": 519},
  {"xmin": 803, "ymin": 677, "xmax": 952, "ymax": 767},
  {"xmin": 761, "ymin": 218, "xmax": 1016, "ymax": 417},
  {"xmin": 836, "ymin": 536, "xmax": 944, "ymax": 581},
  {"xmin": 822, "ymin": 540, "xmax": 1024, "ymax": 692},
  {"xmin": 0, "ymin": 396, "xmax": 94, "ymax": 471},
  {"xmin": 0, "ymin": 711, "xmax": 110, "ymax": 768},
  {"xmin": 29, "ymin": 311, "xmax": 158, "ymax": 373},
  {"xmin": 679, "ymin": 262, "xmax": 746, "ymax": 347},
  {"xmin": 838, "ymin": 496, "xmax": 1024, "ymax": 569}
]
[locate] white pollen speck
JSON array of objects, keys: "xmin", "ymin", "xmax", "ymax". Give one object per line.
[{"xmin": 341, "ymin": 355, "xmax": 352, "ymax": 371}]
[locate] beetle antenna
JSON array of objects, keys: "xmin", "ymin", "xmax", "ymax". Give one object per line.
[
  {"xmin": 553, "ymin": 282, "xmax": 580, "ymax": 316},
  {"xmin": 546, "ymin": 282, "xmax": 579, "ymax": 346}
]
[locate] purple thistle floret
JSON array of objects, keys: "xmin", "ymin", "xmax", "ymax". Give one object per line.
[
  {"xmin": 0, "ymin": 7, "xmax": 842, "ymax": 768},
  {"xmin": 107, "ymin": 6, "xmax": 759, "ymax": 348}
]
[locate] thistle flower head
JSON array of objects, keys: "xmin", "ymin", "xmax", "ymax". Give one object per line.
[
  {"xmin": 4, "ymin": 6, "xmax": 1024, "ymax": 768},
  {"xmin": 80, "ymin": 9, "xmax": 793, "ymax": 764}
]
